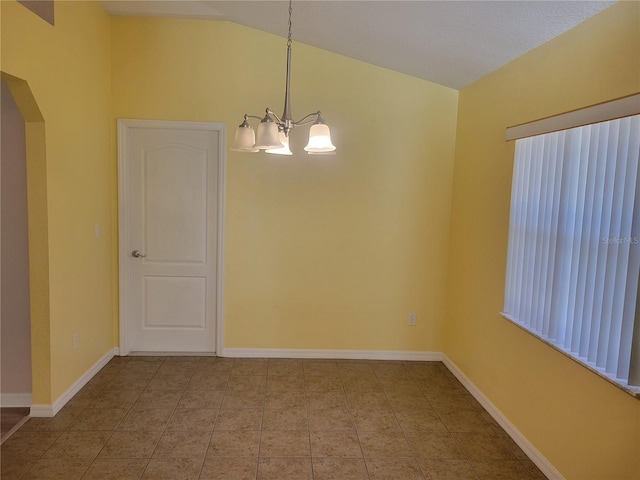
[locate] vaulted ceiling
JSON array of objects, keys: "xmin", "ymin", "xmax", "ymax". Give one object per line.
[{"xmin": 101, "ymin": 1, "xmax": 615, "ymax": 89}]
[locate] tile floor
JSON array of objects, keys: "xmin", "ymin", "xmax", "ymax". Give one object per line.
[
  {"xmin": 0, "ymin": 357, "xmax": 547, "ymax": 479},
  {"xmin": 1, "ymin": 408, "xmax": 30, "ymax": 442}
]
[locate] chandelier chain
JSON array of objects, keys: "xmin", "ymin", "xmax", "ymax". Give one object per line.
[{"xmin": 287, "ymin": 0, "xmax": 293, "ymax": 48}]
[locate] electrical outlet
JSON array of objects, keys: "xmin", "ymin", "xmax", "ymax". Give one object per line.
[
  {"xmin": 408, "ymin": 313, "xmax": 417, "ymax": 326},
  {"xmin": 72, "ymin": 332, "xmax": 79, "ymax": 350}
]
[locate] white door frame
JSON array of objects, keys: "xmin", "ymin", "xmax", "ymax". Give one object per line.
[{"xmin": 117, "ymin": 119, "xmax": 226, "ymax": 356}]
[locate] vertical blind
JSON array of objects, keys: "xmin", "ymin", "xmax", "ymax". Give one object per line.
[{"xmin": 503, "ymin": 114, "xmax": 640, "ymax": 388}]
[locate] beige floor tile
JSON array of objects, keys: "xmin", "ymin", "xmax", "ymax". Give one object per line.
[
  {"xmin": 307, "ymin": 407, "xmax": 355, "ymax": 431},
  {"xmin": 257, "ymin": 457, "xmax": 312, "ymax": 480},
  {"xmin": 20, "ymin": 409, "xmax": 76, "ymax": 432},
  {"xmin": 117, "ymin": 408, "xmax": 173, "ymax": 431},
  {"xmin": 0, "ymin": 430, "xmax": 61, "ymax": 459},
  {"xmin": 310, "ymin": 430, "xmax": 362, "ymax": 458},
  {"xmin": 187, "ymin": 372, "xmax": 229, "ymax": 391},
  {"xmin": 42, "ymin": 431, "xmax": 111, "ymax": 459},
  {"xmin": 166, "ymin": 408, "xmax": 217, "ymax": 431},
  {"xmin": 341, "ymin": 375, "xmax": 383, "ymax": 393},
  {"xmin": 259, "ymin": 430, "xmax": 311, "ymax": 457},
  {"xmin": 262, "ymin": 406, "xmax": 308, "ymax": 431},
  {"xmin": 162, "ymin": 356, "xmax": 204, "ymax": 363},
  {"xmin": 520, "ymin": 458, "xmax": 548, "ymax": 480},
  {"xmin": 493, "ymin": 430, "xmax": 530, "ymax": 459},
  {"xmin": 67, "ymin": 408, "xmax": 128, "ymax": 431},
  {"xmin": 438, "ymin": 408, "xmax": 493, "ymax": 433},
  {"xmin": 347, "ymin": 392, "xmax": 392, "ymax": 410},
  {"xmin": 338, "ymin": 363, "xmax": 375, "ymax": 377},
  {"xmin": 0, "ymin": 454, "xmax": 36, "ymax": 480},
  {"xmin": 386, "ymin": 391, "xmax": 432, "ymax": 411},
  {"xmin": 87, "ymin": 389, "xmax": 142, "ymax": 409},
  {"xmin": 207, "ymin": 431, "xmax": 261, "ymax": 457},
  {"xmin": 157, "ymin": 361, "xmax": 199, "ymax": 376},
  {"xmin": 418, "ymin": 458, "xmax": 480, "ymax": 480},
  {"xmin": 152, "ymin": 430, "xmax": 211, "ymax": 459},
  {"xmin": 395, "ymin": 408, "xmax": 447, "ymax": 432},
  {"xmin": 200, "ymin": 457, "xmax": 258, "ymax": 479},
  {"xmin": 21, "ymin": 458, "xmax": 91, "ymax": 480},
  {"xmin": 351, "ymin": 408, "xmax": 400, "ymax": 432},
  {"xmin": 267, "ymin": 361, "xmax": 304, "ymax": 377},
  {"xmin": 141, "ymin": 457, "xmax": 202, "ymax": 480},
  {"xmin": 366, "ymin": 457, "xmax": 425, "ymax": 480},
  {"xmin": 421, "ymin": 384, "xmax": 464, "ymax": 402},
  {"xmin": 226, "ymin": 379, "xmax": 266, "ymax": 397},
  {"xmin": 215, "ymin": 408, "xmax": 263, "ymax": 431},
  {"xmin": 121, "ymin": 360, "xmax": 162, "ymax": 374},
  {"xmin": 470, "ymin": 459, "xmax": 533, "ymax": 479},
  {"xmin": 146, "ymin": 373, "xmax": 191, "ymax": 391},
  {"xmin": 358, "ymin": 431, "xmax": 413, "ymax": 457},
  {"xmin": 178, "ymin": 389, "xmax": 224, "ymax": 409},
  {"xmin": 451, "ymin": 432, "xmax": 517, "ymax": 460},
  {"xmin": 264, "ymin": 391, "xmax": 306, "ymax": 409},
  {"xmin": 98, "ymin": 430, "xmax": 162, "ymax": 458},
  {"xmin": 371, "ymin": 363, "xmax": 410, "ymax": 377},
  {"xmin": 312, "ymin": 457, "xmax": 369, "ymax": 480},
  {"xmin": 222, "ymin": 390, "xmax": 265, "ymax": 409},
  {"xmin": 133, "ymin": 389, "xmax": 183, "ymax": 409},
  {"xmin": 81, "ymin": 458, "xmax": 147, "ymax": 479},
  {"xmin": 379, "ymin": 377, "xmax": 422, "ymax": 393},
  {"xmin": 428, "ymin": 394, "xmax": 473, "ymax": 411},
  {"xmin": 304, "ymin": 376, "xmax": 343, "ymax": 392},
  {"xmin": 231, "ymin": 362, "xmax": 268, "ymax": 376},
  {"xmin": 306, "ymin": 391, "xmax": 349, "ymax": 410},
  {"xmin": 406, "ymin": 432, "xmax": 465, "ymax": 459},
  {"xmin": 303, "ymin": 362, "xmax": 339, "ymax": 377},
  {"xmin": 266, "ymin": 375, "xmax": 305, "ymax": 392},
  {"xmin": 107, "ymin": 373, "xmax": 153, "ymax": 390},
  {"xmin": 198, "ymin": 362, "xmax": 234, "ymax": 375},
  {"xmin": 64, "ymin": 389, "xmax": 99, "ymax": 410},
  {"xmin": 1, "ymin": 358, "xmax": 548, "ymax": 480}
]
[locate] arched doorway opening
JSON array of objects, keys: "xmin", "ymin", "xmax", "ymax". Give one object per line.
[{"xmin": 0, "ymin": 72, "xmax": 52, "ymax": 421}]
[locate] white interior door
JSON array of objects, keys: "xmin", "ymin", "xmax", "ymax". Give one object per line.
[{"xmin": 118, "ymin": 120, "xmax": 225, "ymax": 354}]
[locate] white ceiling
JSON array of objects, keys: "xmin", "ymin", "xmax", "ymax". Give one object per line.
[{"xmin": 101, "ymin": 0, "xmax": 615, "ymax": 89}]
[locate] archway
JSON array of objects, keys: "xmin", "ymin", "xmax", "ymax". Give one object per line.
[{"xmin": 1, "ymin": 72, "xmax": 52, "ymax": 413}]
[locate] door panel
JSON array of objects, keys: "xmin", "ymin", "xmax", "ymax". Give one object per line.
[
  {"xmin": 120, "ymin": 121, "xmax": 224, "ymax": 353},
  {"xmin": 144, "ymin": 145, "xmax": 208, "ymax": 263}
]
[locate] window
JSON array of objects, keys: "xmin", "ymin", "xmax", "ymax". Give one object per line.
[{"xmin": 503, "ymin": 108, "xmax": 640, "ymax": 395}]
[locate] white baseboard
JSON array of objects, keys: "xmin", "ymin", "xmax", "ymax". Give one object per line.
[
  {"xmin": 0, "ymin": 393, "xmax": 33, "ymax": 407},
  {"xmin": 30, "ymin": 347, "xmax": 118, "ymax": 418},
  {"xmin": 220, "ymin": 347, "xmax": 443, "ymax": 361},
  {"xmin": 441, "ymin": 354, "xmax": 564, "ymax": 480}
]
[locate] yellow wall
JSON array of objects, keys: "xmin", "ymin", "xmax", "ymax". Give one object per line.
[
  {"xmin": 110, "ymin": 18, "xmax": 459, "ymax": 352},
  {"xmin": 1, "ymin": 1, "xmax": 115, "ymax": 403},
  {"xmin": 4, "ymin": 3, "xmax": 636, "ymax": 477},
  {"xmin": 446, "ymin": 3, "xmax": 640, "ymax": 479}
]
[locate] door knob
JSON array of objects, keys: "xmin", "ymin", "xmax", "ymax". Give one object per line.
[{"xmin": 132, "ymin": 250, "xmax": 146, "ymax": 258}]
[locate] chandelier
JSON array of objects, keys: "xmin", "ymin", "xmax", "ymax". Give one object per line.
[{"xmin": 231, "ymin": 0, "xmax": 336, "ymax": 155}]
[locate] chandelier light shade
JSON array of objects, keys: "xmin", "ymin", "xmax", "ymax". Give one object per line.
[
  {"xmin": 266, "ymin": 131, "xmax": 293, "ymax": 155},
  {"xmin": 232, "ymin": 118, "xmax": 259, "ymax": 152},
  {"xmin": 254, "ymin": 114, "xmax": 283, "ymax": 150},
  {"xmin": 305, "ymin": 118, "xmax": 336, "ymax": 152},
  {"xmin": 231, "ymin": 0, "xmax": 336, "ymax": 155}
]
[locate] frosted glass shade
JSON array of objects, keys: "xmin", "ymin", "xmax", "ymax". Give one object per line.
[
  {"xmin": 254, "ymin": 121, "xmax": 283, "ymax": 150},
  {"xmin": 304, "ymin": 123, "xmax": 336, "ymax": 152},
  {"xmin": 266, "ymin": 132, "xmax": 293, "ymax": 155},
  {"xmin": 231, "ymin": 126, "xmax": 258, "ymax": 152}
]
